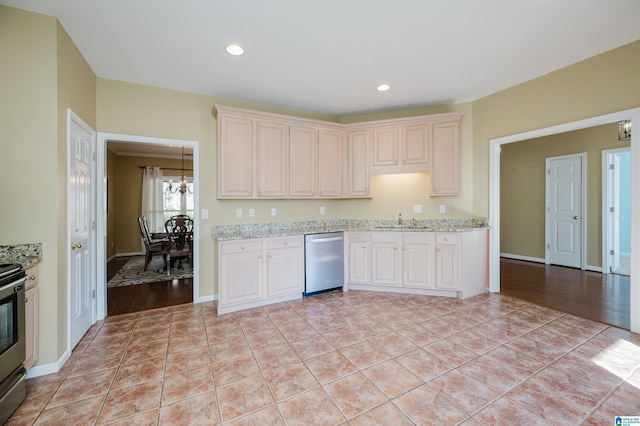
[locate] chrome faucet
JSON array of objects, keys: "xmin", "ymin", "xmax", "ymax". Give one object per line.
[
  {"xmin": 398, "ymin": 213, "xmax": 403, "ymax": 225},
  {"xmin": 412, "ymin": 218, "xmax": 417, "ymax": 228}
]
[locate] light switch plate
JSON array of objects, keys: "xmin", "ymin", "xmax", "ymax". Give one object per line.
[
  {"xmin": 249, "ymin": 208, "xmax": 255, "ymax": 217},
  {"xmin": 413, "ymin": 204, "xmax": 422, "ymax": 214},
  {"xmin": 201, "ymin": 209, "xmax": 208, "ymax": 219},
  {"xmin": 439, "ymin": 204, "xmax": 446, "ymax": 214},
  {"xmin": 320, "ymin": 206, "xmax": 325, "ymax": 215},
  {"xmin": 236, "ymin": 208, "xmax": 243, "ymax": 218},
  {"xmin": 271, "ymin": 208, "xmax": 277, "ymax": 216}
]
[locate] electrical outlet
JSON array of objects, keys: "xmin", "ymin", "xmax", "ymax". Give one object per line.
[
  {"xmin": 201, "ymin": 209, "xmax": 208, "ymax": 219},
  {"xmin": 320, "ymin": 206, "xmax": 326, "ymax": 215},
  {"xmin": 413, "ymin": 204, "xmax": 423, "ymax": 214},
  {"xmin": 236, "ymin": 208, "xmax": 243, "ymax": 218},
  {"xmin": 439, "ymin": 204, "xmax": 446, "ymax": 214},
  {"xmin": 249, "ymin": 208, "xmax": 255, "ymax": 217},
  {"xmin": 271, "ymin": 207, "xmax": 277, "ymax": 216}
]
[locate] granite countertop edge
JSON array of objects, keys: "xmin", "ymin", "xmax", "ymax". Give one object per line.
[
  {"xmin": 212, "ymin": 219, "xmax": 489, "ymax": 241},
  {"xmin": 0, "ymin": 243, "xmax": 43, "ymax": 269}
]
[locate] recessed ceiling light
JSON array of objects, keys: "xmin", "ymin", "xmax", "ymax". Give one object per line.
[
  {"xmin": 377, "ymin": 84, "xmax": 390, "ymax": 92},
  {"xmin": 226, "ymin": 44, "xmax": 244, "ymax": 56}
]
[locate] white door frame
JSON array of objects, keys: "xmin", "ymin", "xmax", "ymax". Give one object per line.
[
  {"xmin": 602, "ymin": 147, "xmax": 631, "ymax": 274},
  {"xmin": 489, "ymin": 107, "xmax": 640, "ymax": 333},
  {"xmin": 67, "ymin": 109, "xmax": 97, "ymax": 352},
  {"xmin": 544, "ymin": 153, "xmax": 587, "ymax": 269},
  {"xmin": 95, "ymin": 133, "xmax": 200, "ymax": 320}
]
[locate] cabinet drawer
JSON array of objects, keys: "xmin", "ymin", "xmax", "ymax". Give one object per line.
[
  {"xmin": 220, "ymin": 240, "xmax": 263, "ymax": 254},
  {"xmin": 436, "ymin": 234, "xmax": 459, "ymax": 245},
  {"xmin": 371, "ymin": 232, "xmax": 401, "ymax": 243},
  {"xmin": 403, "ymin": 233, "xmax": 433, "ymax": 244},
  {"xmin": 25, "ymin": 265, "xmax": 38, "ymax": 290},
  {"xmin": 349, "ymin": 232, "xmax": 370, "ymax": 243},
  {"xmin": 267, "ymin": 236, "xmax": 303, "ymax": 250}
]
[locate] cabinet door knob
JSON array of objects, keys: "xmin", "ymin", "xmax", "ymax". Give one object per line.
[
  {"xmin": 29, "ymin": 275, "xmax": 36, "ymax": 280},
  {"xmin": 284, "ymin": 241, "xmax": 288, "ymax": 245},
  {"xmin": 241, "ymin": 245, "xmax": 245, "ymax": 249}
]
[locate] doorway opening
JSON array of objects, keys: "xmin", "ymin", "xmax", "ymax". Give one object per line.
[
  {"xmin": 489, "ymin": 108, "xmax": 639, "ymax": 333},
  {"xmin": 96, "ymin": 133, "xmax": 199, "ymax": 320}
]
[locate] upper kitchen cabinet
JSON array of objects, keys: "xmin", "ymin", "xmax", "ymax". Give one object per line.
[
  {"xmin": 346, "ymin": 130, "xmax": 371, "ymax": 198},
  {"xmin": 431, "ymin": 117, "xmax": 462, "ymax": 196},
  {"xmin": 256, "ymin": 121, "xmax": 287, "ymax": 197},
  {"xmin": 213, "ymin": 105, "xmax": 348, "ymax": 199},
  {"xmin": 216, "ymin": 113, "xmax": 255, "ymax": 198},
  {"xmin": 317, "ymin": 128, "xmax": 343, "ymax": 198},
  {"xmin": 370, "ymin": 120, "xmax": 430, "ymax": 175},
  {"xmin": 289, "ymin": 125, "xmax": 317, "ymax": 198}
]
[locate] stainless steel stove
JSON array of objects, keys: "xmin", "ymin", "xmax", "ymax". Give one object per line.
[{"xmin": 0, "ymin": 263, "xmax": 27, "ymax": 424}]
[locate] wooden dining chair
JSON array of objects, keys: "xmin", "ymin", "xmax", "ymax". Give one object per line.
[
  {"xmin": 137, "ymin": 217, "xmax": 169, "ymax": 271},
  {"xmin": 164, "ymin": 216, "xmax": 194, "ymax": 275}
]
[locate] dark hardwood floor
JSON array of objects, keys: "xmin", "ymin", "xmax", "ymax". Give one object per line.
[
  {"xmin": 500, "ymin": 257, "xmax": 630, "ymax": 330},
  {"xmin": 107, "ymin": 256, "xmax": 193, "ymax": 317}
]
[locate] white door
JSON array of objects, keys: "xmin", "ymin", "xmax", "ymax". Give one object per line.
[
  {"xmin": 68, "ymin": 110, "xmax": 96, "ymax": 349},
  {"xmin": 546, "ymin": 154, "xmax": 584, "ymax": 268}
]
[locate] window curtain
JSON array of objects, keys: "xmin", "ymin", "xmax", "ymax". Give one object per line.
[{"xmin": 141, "ymin": 166, "xmax": 164, "ymax": 252}]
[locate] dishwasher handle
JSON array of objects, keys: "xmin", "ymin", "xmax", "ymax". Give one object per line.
[{"xmin": 306, "ymin": 236, "xmax": 343, "ymax": 243}]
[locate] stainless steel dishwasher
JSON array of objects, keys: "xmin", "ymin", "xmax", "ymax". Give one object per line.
[{"xmin": 304, "ymin": 232, "xmax": 344, "ymax": 295}]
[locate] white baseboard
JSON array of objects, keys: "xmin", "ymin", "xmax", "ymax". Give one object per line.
[
  {"xmin": 197, "ymin": 295, "xmax": 216, "ymax": 304},
  {"xmin": 500, "ymin": 253, "xmax": 545, "ymax": 263},
  {"xmin": 27, "ymin": 348, "xmax": 71, "ymax": 379},
  {"xmin": 116, "ymin": 251, "xmax": 142, "ymax": 257},
  {"xmin": 107, "ymin": 254, "xmax": 116, "ymax": 263},
  {"xmin": 502, "ymin": 253, "xmax": 603, "ymax": 272}
]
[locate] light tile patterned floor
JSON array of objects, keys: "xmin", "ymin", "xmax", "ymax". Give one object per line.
[{"xmin": 8, "ymin": 291, "xmax": 640, "ymax": 425}]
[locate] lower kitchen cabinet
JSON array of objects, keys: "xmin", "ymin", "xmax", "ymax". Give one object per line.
[
  {"xmin": 266, "ymin": 236, "xmax": 304, "ymax": 297},
  {"xmin": 370, "ymin": 233, "xmax": 402, "ymax": 286},
  {"xmin": 346, "ymin": 230, "xmax": 487, "ymax": 299},
  {"xmin": 219, "ymin": 240, "xmax": 264, "ymax": 307},
  {"xmin": 434, "ymin": 233, "xmax": 460, "ymax": 290},
  {"xmin": 218, "ymin": 236, "xmax": 304, "ymax": 314},
  {"xmin": 402, "ymin": 233, "xmax": 435, "ymax": 288},
  {"xmin": 24, "ymin": 265, "xmax": 39, "ymax": 370},
  {"xmin": 348, "ymin": 233, "xmax": 370, "ymax": 284}
]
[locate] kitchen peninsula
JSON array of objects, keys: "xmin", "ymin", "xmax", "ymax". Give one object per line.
[{"xmin": 213, "ymin": 219, "xmax": 488, "ymax": 314}]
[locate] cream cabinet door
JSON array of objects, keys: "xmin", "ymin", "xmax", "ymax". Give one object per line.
[
  {"xmin": 267, "ymin": 244, "xmax": 304, "ymax": 297},
  {"xmin": 219, "ymin": 245, "xmax": 264, "ymax": 306},
  {"xmin": 371, "ymin": 233, "xmax": 402, "ymax": 286},
  {"xmin": 432, "ymin": 121, "xmax": 460, "ymax": 196},
  {"xmin": 218, "ymin": 115, "xmax": 254, "ymax": 198},
  {"xmin": 402, "ymin": 234, "xmax": 434, "ymax": 288},
  {"xmin": 435, "ymin": 234, "xmax": 460, "ymax": 290},
  {"xmin": 372, "ymin": 127, "xmax": 399, "ymax": 166},
  {"xmin": 347, "ymin": 130, "xmax": 370, "ymax": 198},
  {"xmin": 289, "ymin": 125, "xmax": 316, "ymax": 197},
  {"xmin": 257, "ymin": 121, "xmax": 287, "ymax": 197},
  {"xmin": 24, "ymin": 285, "xmax": 39, "ymax": 370},
  {"xmin": 402, "ymin": 123, "xmax": 430, "ymax": 167},
  {"xmin": 317, "ymin": 128, "xmax": 342, "ymax": 197},
  {"xmin": 348, "ymin": 233, "xmax": 370, "ymax": 284}
]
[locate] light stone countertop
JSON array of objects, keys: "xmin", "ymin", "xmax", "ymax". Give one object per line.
[
  {"xmin": 212, "ymin": 218, "xmax": 489, "ymax": 241},
  {"xmin": 0, "ymin": 243, "xmax": 42, "ymax": 268}
]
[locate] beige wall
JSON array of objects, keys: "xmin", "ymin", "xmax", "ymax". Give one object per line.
[
  {"xmin": 501, "ymin": 123, "xmax": 630, "ymax": 266},
  {"xmin": 0, "ymin": 6, "xmax": 96, "ymax": 366},
  {"xmin": 108, "ymin": 154, "xmax": 192, "ymax": 254},
  {"xmin": 472, "ymin": 39, "xmax": 640, "ymax": 217}
]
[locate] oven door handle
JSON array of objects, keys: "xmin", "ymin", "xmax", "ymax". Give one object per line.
[{"xmin": 0, "ymin": 276, "xmax": 26, "ymax": 294}]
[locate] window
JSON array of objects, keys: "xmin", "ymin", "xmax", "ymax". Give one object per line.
[{"xmin": 163, "ymin": 176, "xmax": 194, "ymax": 221}]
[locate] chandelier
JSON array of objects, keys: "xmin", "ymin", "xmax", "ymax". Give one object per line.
[{"xmin": 166, "ymin": 146, "xmax": 192, "ymax": 195}]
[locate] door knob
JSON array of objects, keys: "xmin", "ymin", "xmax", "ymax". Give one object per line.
[
  {"xmin": 71, "ymin": 242, "xmax": 82, "ymax": 250},
  {"xmin": 573, "ymin": 216, "xmax": 580, "ymax": 220}
]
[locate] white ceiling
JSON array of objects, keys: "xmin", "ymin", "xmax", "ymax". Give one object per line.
[{"xmin": 4, "ymin": 0, "xmax": 640, "ymax": 116}]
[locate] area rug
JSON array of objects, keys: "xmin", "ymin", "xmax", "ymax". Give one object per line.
[{"xmin": 107, "ymin": 256, "xmax": 193, "ymax": 288}]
